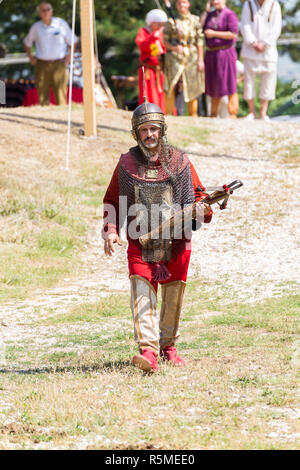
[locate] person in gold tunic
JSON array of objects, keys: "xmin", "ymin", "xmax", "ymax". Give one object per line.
[{"xmin": 163, "ymin": 0, "xmax": 205, "ymax": 117}]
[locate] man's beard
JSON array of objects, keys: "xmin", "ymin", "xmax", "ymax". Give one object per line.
[
  {"xmin": 142, "ymin": 136, "xmax": 159, "ymax": 150},
  {"xmin": 135, "ymin": 127, "xmax": 164, "ymax": 163}
]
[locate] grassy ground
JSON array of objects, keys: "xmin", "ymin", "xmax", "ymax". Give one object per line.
[
  {"xmin": 0, "ymin": 284, "xmax": 299, "ymax": 450},
  {"xmin": 0, "ymin": 105, "xmax": 299, "ymax": 450}
]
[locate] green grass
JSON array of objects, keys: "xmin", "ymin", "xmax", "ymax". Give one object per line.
[
  {"xmin": 0, "ymin": 175, "xmax": 109, "ymax": 303},
  {"xmin": 0, "ymin": 245, "xmax": 77, "ymax": 301},
  {"xmin": 203, "ymin": 294, "xmax": 300, "ymax": 333},
  {"xmin": 169, "ymin": 124, "xmax": 212, "ymax": 148}
]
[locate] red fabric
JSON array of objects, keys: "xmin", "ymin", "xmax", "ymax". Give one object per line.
[
  {"xmin": 160, "ymin": 346, "xmax": 186, "ymax": 366},
  {"xmin": 136, "ymin": 27, "xmax": 166, "ymax": 113},
  {"xmin": 102, "ymin": 162, "xmax": 120, "ymax": 238},
  {"xmin": 22, "ymin": 86, "xmax": 83, "ymax": 106},
  {"xmin": 132, "ymin": 349, "xmax": 158, "ymax": 371},
  {"xmin": 190, "ymin": 160, "xmax": 213, "ymax": 222},
  {"xmin": 119, "ymin": 147, "xmax": 189, "ymax": 181},
  {"xmin": 128, "ymin": 241, "xmax": 191, "ymax": 291}
]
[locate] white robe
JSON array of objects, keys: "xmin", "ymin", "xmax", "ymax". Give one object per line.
[{"xmin": 240, "ymin": 0, "xmax": 282, "ymax": 65}]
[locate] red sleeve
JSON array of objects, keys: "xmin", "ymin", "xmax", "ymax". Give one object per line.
[
  {"xmin": 102, "ymin": 163, "xmax": 120, "ymax": 239},
  {"xmin": 189, "ymin": 160, "xmax": 213, "ymax": 224}
]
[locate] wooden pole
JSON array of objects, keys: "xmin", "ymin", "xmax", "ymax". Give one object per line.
[{"xmin": 80, "ymin": 0, "xmax": 97, "ymax": 137}]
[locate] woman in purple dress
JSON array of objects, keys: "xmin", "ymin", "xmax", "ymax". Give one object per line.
[{"xmin": 203, "ymin": 0, "xmax": 239, "ymax": 118}]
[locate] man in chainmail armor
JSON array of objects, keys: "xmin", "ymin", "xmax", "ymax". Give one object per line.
[{"xmin": 102, "ymin": 100, "xmax": 213, "ymax": 372}]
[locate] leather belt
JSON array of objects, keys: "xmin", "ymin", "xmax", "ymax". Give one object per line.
[
  {"xmin": 37, "ymin": 58, "xmax": 65, "ymax": 63},
  {"xmin": 206, "ymin": 45, "xmax": 233, "ymax": 52}
]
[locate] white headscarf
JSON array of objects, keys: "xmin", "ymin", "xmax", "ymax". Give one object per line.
[{"xmin": 145, "ymin": 9, "xmax": 168, "ymax": 26}]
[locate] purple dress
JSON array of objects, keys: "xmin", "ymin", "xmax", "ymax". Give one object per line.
[{"xmin": 204, "ymin": 7, "xmax": 239, "ymax": 98}]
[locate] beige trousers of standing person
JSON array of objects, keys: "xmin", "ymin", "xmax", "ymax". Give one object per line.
[
  {"xmin": 130, "ymin": 276, "xmax": 186, "ymax": 354},
  {"xmin": 34, "ymin": 59, "xmax": 68, "ymax": 106},
  {"xmin": 165, "ymin": 90, "xmax": 198, "ymax": 117},
  {"xmin": 243, "ymin": 59, "xmax": 277, "ymax": 101}
]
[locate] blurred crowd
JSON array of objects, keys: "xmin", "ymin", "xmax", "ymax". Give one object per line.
[
  {"xmin": 136, "ymin": 0, "xmax": 282, "ymax": 121},
  {"xmin": 2, "ymin": 0, "xmax": 282, "ymax": 118}
]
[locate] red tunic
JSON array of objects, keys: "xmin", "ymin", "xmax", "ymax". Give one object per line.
[{"xmin": 136, "ymin": 27, "xmax": 166, "ymax": 114}]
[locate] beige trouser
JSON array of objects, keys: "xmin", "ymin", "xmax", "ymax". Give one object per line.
[
  {"xmin": 35, "ymin": 59, "xmax": 68, "ymax": 106},
  {"xmin": 243, "ymin": 59, "xmax": 277, "ymax": 101},
  {"xmin": 165, "ymin": 90, "xmax": 198, "ymax": 117},
  {"xmin": 130, "ymin": 275, "xmax": 186, "ymax": 354}
]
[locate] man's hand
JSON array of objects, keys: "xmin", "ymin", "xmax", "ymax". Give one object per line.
[
  {"xmin": 64, "ymin": 54, "xmax": 71, "ymax": 66},
  {"xmin": 174, "ymin": 44, "xmax": 184, "ymax": 55},
  {"xmin": 195, "ymin": 202, "xmax": 211, "ymax": 220},
  {"xmin": 29, "ymin": 55, "xmax": 37, "ymax": 65},
  {"xmin": 205, "ymin": 1, "xmax": 212, "ymax": 12},
  {"xmin": 253, "ymin": 41, "xmax": 265, "ymax": 53},
  {"xmin": 104, "ymin": 233, "xmax": 122, "ymax": 256},
  {"xmin": 204, "ymin": 29, "xmax": 215, "ymax": 39},
  {"xmin": 197, "ymin": 59, "xmax": 205, "ymax": 72}
]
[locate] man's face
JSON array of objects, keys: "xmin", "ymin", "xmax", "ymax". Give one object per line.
[
  {"xmin": 176, "ymin": 0, "xmax": 190, "ymax": 14},
  {"xmin": 212, "ymin": 0, "xmax": 226, "ymax": 10},
  {"xmin": 138, "ymin": 123, "xmax": 161, "ymax": 152},
  {"xmin": 38, "ymin": 3, "xmax": 53, "ymax": 21},
  {"xmin": 149, "ymin": 21, "xmax": 165, "ymax": 32}
]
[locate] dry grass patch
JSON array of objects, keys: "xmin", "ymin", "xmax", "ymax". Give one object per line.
[
  {"xmin": 0, "ymin": 106, "xmax": 134, "ymax": 302},
  {"xmin": 270, "ymin": 138, "xmax": 300, "ymax": 164},
  {"xmin": 0, "ymin": 292, "xmax": 299, "ymax": 450}
]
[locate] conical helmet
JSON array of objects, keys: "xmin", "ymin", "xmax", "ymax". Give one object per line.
[
  {"xmin": 131, "ymin": 99, "xmax": 167, "ymax": 150},
  {"xmin": 132, "ymin": 101, "xmax": 165, "ymax": 131},
  {"xmin": 131, "ymin": 100, "xmax": 168, "ymax": 161}
]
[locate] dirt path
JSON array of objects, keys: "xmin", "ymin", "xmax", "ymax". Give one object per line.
[{"xmin": 1, "ymin": 117, "xmax": 299, "ymax": 352}]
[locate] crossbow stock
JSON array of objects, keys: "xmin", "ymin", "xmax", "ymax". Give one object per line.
[{"xmin": 139, "ymin": 180, "xmax": 244, "ymax": 248}]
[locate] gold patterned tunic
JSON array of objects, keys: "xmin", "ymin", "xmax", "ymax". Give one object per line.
[{"xmin": 163, "ymin": 12, "xmax": 204, "ymax": 102}]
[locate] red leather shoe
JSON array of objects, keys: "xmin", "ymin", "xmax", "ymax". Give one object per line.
[
  {"xmin": 160, "ymin": 346, "xmax": 185, "ymax": 366},
  {"xmin": 132, "ymin": 349, "xmax": 158, "ymax": 372}
]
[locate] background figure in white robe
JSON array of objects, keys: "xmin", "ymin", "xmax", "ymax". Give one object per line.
[{"xmin": 240, "ymin": 0, "xmax": 282, "ymax": 121}]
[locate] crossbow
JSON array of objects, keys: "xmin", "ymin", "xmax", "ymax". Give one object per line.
[{"xmin": 139, "ymin": 180, "xmax": 244, "ymax": 248}]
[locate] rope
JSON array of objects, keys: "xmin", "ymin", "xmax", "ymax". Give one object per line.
[
  {"xmin": 93, "ymin": 0, "xmax": 101, "ymax": 85},
  {"xmin": 65, "ymin": 0, "xmax": 77, "ymax": 171},
  {"xmin": 154, "ymin": 0, "xmax": 163, "ymax": 9},
  {"xmin": 93, "ymin": 2, "xmax": 99, "ymax": 62}
]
